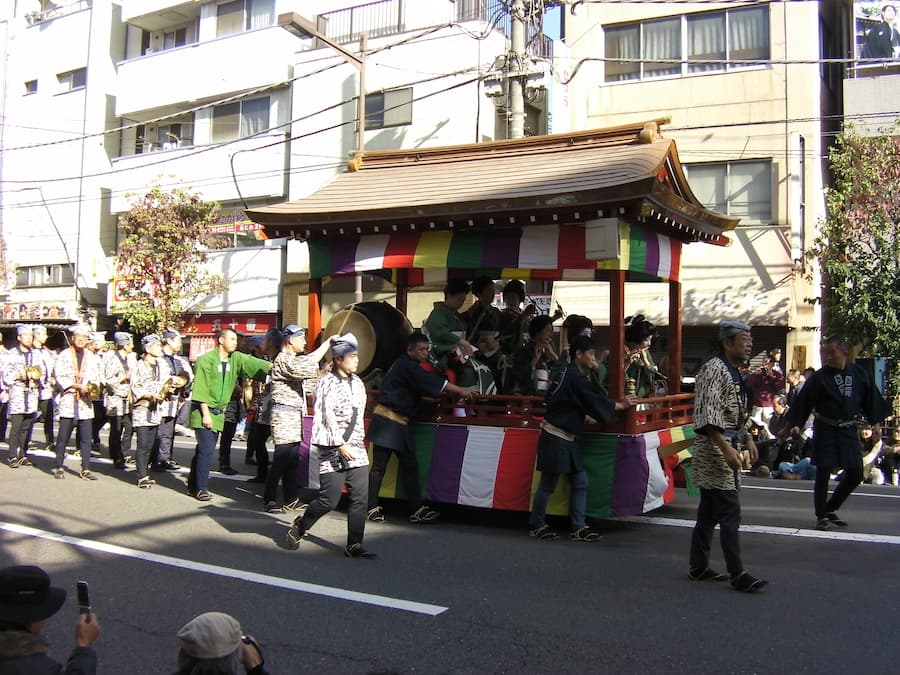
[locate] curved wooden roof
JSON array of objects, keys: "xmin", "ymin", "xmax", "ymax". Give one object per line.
[{"xmin": 247, "ymin": 120, "xmax": 738, "ymax": 246}]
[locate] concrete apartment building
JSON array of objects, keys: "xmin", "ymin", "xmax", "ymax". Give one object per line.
[
  {"xmin": 0, "ymin": 0, "xmax": 515, "ymax": 345},
  {"xmin": 561, "ymin": 0, "xmax": 854, "ymax": 372}
]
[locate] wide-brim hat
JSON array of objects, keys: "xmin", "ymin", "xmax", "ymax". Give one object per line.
[{"xmin": 0, "ymin": 565, "xmax": 67, "ymax": 626}]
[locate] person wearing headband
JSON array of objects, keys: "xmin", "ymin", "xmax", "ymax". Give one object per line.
[
  {"xmin": 2, "ymin": 325, "xmax": 38, "ymax": 468},
  {"xmin": 51, "ymin": 324, "xmax": 103, "ymax": 481},
  {"xmin": 28, "ymin": 325, "xmax": 58, "ymax": 456},
  {"xmin": 263, "ymin": 325, "xmax": 331, "ymax": 513},
  {"xmin": 286, "ymin": 333, "xmax": 375, "ymax": 558},
  {"xmin": 102, "ymin": 332, "xmax": 137, "ymax": 469}
]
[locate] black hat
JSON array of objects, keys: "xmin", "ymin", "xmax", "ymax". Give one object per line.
[{"xmin": 0, "ymin": 565, "xmax": 67, "ymax": 626}]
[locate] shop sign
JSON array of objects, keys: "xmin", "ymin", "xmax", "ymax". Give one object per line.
[{"xmin": 2, "ymin": 301, "xmax": 74, "ymax": 321}]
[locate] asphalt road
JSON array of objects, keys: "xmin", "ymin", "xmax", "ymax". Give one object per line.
[{"xmin": 2, "ymin": 432, "xmax": 898, "ymax": 674}]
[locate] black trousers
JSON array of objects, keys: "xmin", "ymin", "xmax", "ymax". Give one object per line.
[
  {"xmin": 219, "ymin": 420, "xmax": 237, "ymax": 467},
  {"xmin": 8, "ymin": 413, "xmax": 35, "ymax": 459},
  {"xmin": 264, "ymin": 442, "xmax": 299, "ymax": 504},
  {"xmin": 107, "ymin": 413, "xmax": 133, "ymax": 462},
  {"xmin": 300, "ymin": 465, "xmax": 368, "ymax": 548},
  {"xmin": 689, "ymin": 488, "xmax": 744, "ymax": 577},
  {"xmin": 368, "ymin": 443, "xmax": 424, "ymax": 513},
  {"xmin": 56, "ymin": 418, "xmax": 92, "ymax": 471},
  {"xmin": 25, "ymin": 398, "xmax": 54, "ymax": 447},
  {"xmin": 91, "ymin": 401, "xmax": 107, "ymax": 444},
  {"xmin": 152, "ymin": 416, "xmax": 176, "ymax": 465},
  {"xmin": 248, "ymin": 422, "xmax": 271, "ymax": 478},
  {"xmin": 814, "ymin": 462, "xmax": 863, "ymax": 518},
  {"xmin": 135, "ymin": 425, "xmax": 158, "ymax": 480}
]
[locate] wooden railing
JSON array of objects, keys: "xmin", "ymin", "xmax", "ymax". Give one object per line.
[{"xmin": 366, "ymin": 392, "xmax": 694, "ymax": 435}]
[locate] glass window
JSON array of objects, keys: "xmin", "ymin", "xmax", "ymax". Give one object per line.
[
  {"xmin": 728, "ymin": 5, "xmax": 770, "ymax": 67},
  {"xmin": 216, "ymin": 0, "xmax": 243, "ymax": 37},
  {"xmin": 24, "ymin": 79, "xmax": 37, "ymax": 94},
  {"xmin": 212, "ymin": 97, "xmax": 270, "ymax": 141},
  {"xmin": 605, "ymin": 25, "xmax": 640, "ymax": 82},
  {"xmin": 240, "ymin": 97, "xmax": 270, "ymax": 136},
  {"xmin": 364, "ymin": 88, "xmax": 413, "ymax": 129},
  {"xmin": 57, "ymin": 68, "xmax": 86, "ymax": 92},
  {"xmin": 217, "ymin": 0, "xmax": 274, "ymax": 36},
  {"xmin": 687, "ymin": 13, "xmax": 725, "ymax": 73},
  {"xmin": 686, "ymin": 160, "xmax": 772, "ymax": 223},
  {"xmin": 604, "ymin": 5, "xmax": 769, "ymax": 82},
  {"xmin": 642, "ymin": 18, "xmax": 681, "ymax": 78},
  {"xmin": 212, "ymin": 102, "xmax": 241, "ymax": 141},
  {"xmin": 247, "ymin": 0, "xmax": 275, "ymax": 30}
]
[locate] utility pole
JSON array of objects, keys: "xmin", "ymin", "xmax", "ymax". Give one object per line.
[{"xmin": 509, "ymin": 0, "xmax": 526, "ymax": 139}]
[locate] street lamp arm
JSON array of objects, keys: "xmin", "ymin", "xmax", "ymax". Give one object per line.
[{"xmin": 277, "ymin": 12, "xmax": 363, "ymax": 68}]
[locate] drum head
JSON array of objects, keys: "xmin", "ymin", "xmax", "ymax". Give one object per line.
[{"xmin": 324, "ymin": 307, "xmax": 377, "ymax": 374}]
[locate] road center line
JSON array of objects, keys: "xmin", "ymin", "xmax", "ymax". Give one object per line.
[
  {"xmin": 0, "ymin": 522, "xmax": 448, "ymax": 616},
  {"xmin": 623, "ymin": 516, "xmax": 900, "ymax": 545}
]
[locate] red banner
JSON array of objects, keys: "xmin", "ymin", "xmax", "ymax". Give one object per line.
[{"xmin": 182, "ymin": 313, "xmax": 276, "ymax": 336}]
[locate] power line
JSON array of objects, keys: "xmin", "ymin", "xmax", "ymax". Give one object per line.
[
  {"xmin": 0, "ymin": 66, "xmax": 486, "ymax": 186},
  {"xmin": 0, "ymin": 20, "xmax": 503, "ymax": 155},
  {"xmin": 1, "ymin": 73, "xmax": 483, "ymax": 207}
]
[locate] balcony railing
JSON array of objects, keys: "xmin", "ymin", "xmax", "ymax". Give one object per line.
[
  {"xmin": 25, "ymin": 0, "xmax": 91, "ymax": 25},
  {"xmin": 317, "ymin": 0, "xmax": 552, "ymax": 59}
]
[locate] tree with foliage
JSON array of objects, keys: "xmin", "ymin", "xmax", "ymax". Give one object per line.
[
  {"xmin": 114, "ymin": 186, "xmax": 228, "ymax": 335},
  {"xmin": 808, "ymin": 125, "xmax": 900, "ymax": 405}
]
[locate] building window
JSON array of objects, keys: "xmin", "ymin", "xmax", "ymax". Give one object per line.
[
  {"xmin": 15, "ymin": 264, "xmax": 75, "ymax": 288},
  {"xmin": 135, "ymin": 114, "xmax": 195, "ymax": 154},
  {"xmin": 211, "ymin": 97, "xmax": 270, "ymax": 142},
  {"xmin": 57, "ymin": 67, "xmax": 86, "ymax": 92},
  {"xmin": 364, "ymin": 88, "xmax": 413, "ymax": 130},
  {"xmin": 685, "ymin": 159, "xmax": 772, "ymax": 223},
  {"xmin": 605, "ymin": 5, "xmax": 769, "ymax": 82},
  {"xmin": 216, "ymin": 0, "xmax": 275, "ymax": 38},
  {"xmin": 24, "ymin": 80, "xmax": 37, "ymax": 95}
]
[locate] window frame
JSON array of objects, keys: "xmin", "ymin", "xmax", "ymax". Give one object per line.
[
  {"xmin": 56, "ymin": 67, "xmax": 86, "ymax": 93},
  {"xmin": 604, "ymin": 5, "xmax": 770, "ymax": 83},
  {"xmin": 15, "ymin": 264, "xmax": 75, "ymax": 288},
  {"xmin": 211, "ymin": 96, "xmax": 271, "ymax": 142},
  {"xmin": 364, "ymin": 88, "xmax": 413, "ymax": 130},
  {"xmin": 24, "ymin": 79, "xmax": 37, "ymax": 95},
  {"xmin": 685, "ymin": 158, "xmax": 774, "ymax": 224},
  {"xmin": 216, "ymin": 0, "xmax": 275, "ymax": 37}
]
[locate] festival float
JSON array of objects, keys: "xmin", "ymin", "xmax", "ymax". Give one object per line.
[{"xmin": 247, "ymin": 119, "xmax": 738, "ymax": 518}]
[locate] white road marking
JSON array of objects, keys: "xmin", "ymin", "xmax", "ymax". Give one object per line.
[
  {"xmin": 742, "ymin": 484, "xmax": 900, "ymax": 499},
  {"xmin": 0, "ymin": 522, "xmax": 448, "ymax": 616},
  {"xmin": 624, "ymin": 516, "xmax": 900, "ymax": 545}
]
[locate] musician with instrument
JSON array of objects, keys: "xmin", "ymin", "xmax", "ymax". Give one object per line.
[
  {"xmin": 511, "ymin": 315, "xmax": 560, "ymax": 396},
  {"xmin": 598, "ymin": 314, "xmax": 666, "ymax": 398},
  {"xmin": 498, "ymin": 280, "xmax": 534, "ymax": 355},
  {"xmin": 423, "ymin": 279, "xmax": 476, "ymax": 386},
  {"xmin": 152, "ymin": 328, "xmax": 193, "ymax": 472},
  {"xmin": 29, "ymin": 326, "xmax": 58, "ymax": 454},
  {"xmin": 51, "ymin": 324, "xmax": 103, "ymax": 480},
  {"xmin": 102, "ymin": 332, "xmax": 137, "ymax": 469},
  {"xmin": 87, "ymin": 332, "xmax": 109, "ymax": 453},
  {"xmin": 2, "ymin": 324, "xmax": 40, "ymax": 468},
  {"xmin": 131, "ymin": 334, "xmax": 170, "ymax": 489},
  {"xmin": 462, "ymin": 276, "xmax": 507, "ymax": 391}
]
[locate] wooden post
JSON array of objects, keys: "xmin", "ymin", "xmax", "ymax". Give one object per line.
[
  {"xmin": 395, "ymin": 268, "xmax": 409, "ymax": 316},
  {"xmin": 609, "ymin": 270, "xmax": 626, "ymax": 400},
  {"xmin": 308, "ymin": 278, "xmax": 322, "ymax": 345},
  {"xmin": 668, "ymin": 279, "xmax": 682, "ymax": 394}
]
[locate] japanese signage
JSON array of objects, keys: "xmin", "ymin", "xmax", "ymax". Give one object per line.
[{"xmin": 2, "ymin": 301, "xmax": 74, "ymax": 321}]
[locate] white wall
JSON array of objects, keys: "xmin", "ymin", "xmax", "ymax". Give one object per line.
[{"xmin": 192, "ymin": 245, "xmax": 284, "ymax": 313}]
